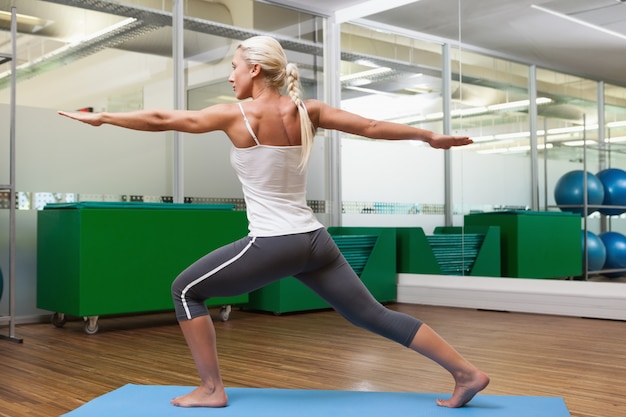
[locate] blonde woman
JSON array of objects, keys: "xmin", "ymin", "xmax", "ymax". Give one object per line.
[{"xmin": 59, "ymin": 35, "xmax": 489, "ymax": 409}]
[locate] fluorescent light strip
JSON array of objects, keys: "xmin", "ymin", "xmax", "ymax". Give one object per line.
[
  {"xmin": 495, "ymin": 131, "xmax": 531, "ymax": 140},
  {"xmin": 0, "ymin": 10, "xmax": 48, "ymax": 27},
  {"xmin": 607, "ymin": 120, "xmax": 626, "ymax": 128},
  {"xmin": 531, "ymin": 4, "xmax": 626, "ymax": 41},
  {"xmin": 344, "ymin": 86, "xmax": 398, "ymax": 97},
  {"xmin": 547, "ymin": 124, "xmax": 599, "ymax": 135},
  {"xmin": 606, "ymin": 136, "xmax": 626, "ymax": 143},
  {"xmin": 335, "ymin": 0, "xmax": 422, "ymax": 24},
  {"xmin": 70, "ymin": 17, "xmax": 138, "ymax": 45},
  {"xmin": 477, "ymin": 143, "xmax": 553, "ymax": 155},
  {"xmin": 423, "ymin": 98, "xmax": 551, "ymax": 120},
  {"xmin": 340, "ymin": 67, "xmax": 392, "ymax": 82},
  {"xmin": 488, "ymin": 97, "xmax": 552, "ymax": 111},
  {"xmin": 563, "ymin": 140, "xmax": 597, "ymax": 147}
]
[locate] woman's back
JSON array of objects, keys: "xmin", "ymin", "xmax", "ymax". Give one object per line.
[
  {"xmin": 234, "ymin": 95, "xmax": 303, "ymax": 148},
  {"xmin": 231, "ymin": 99, "xmax": 322, "ymax": 237}
]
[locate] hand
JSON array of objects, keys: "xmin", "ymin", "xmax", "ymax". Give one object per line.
[
  {"xmin": 58, "ymin": 110, "xmax": 103, "ymax": 127},
  {"xmin": 428, "ymin": 133, "xmax": 473, "ymax": 150}
]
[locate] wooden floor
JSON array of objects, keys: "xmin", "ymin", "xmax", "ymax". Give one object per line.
[{"xmin": 0, "ymin": 303, "xmax": 624, "ymax": 417}]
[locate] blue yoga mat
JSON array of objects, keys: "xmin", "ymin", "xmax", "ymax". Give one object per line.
[{"xmin": 61, "ymin": 384, "xmax": 571, "ymax": 417}]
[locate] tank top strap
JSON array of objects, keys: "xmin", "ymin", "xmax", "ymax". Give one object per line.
[{"xmin": 238, "ymin": 103, "xmax": 260, "ymax": 146}]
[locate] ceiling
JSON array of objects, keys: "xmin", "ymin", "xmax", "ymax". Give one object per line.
[
  {"xmin": 0, "ymin": 0, "xmax": 625, "ymax": 105},
  {"xmin": 265, "ymin": 0, "xmax": 626, "ymax": 87}
]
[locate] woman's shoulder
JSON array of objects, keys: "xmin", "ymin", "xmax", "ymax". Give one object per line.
[{"xmin": 303, "ymin": 98, "xmax": 324, "ymax": 119}]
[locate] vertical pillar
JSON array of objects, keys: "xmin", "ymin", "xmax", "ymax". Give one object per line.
[
  {"xmin": 172, "ymin": 0, "xmax": 185, "ymax": 203},
  {"xmin": 529, "ymin": 64, "xmax": 539, "ymax": 210},
  {"xmin": 598, "ymin": 81, "xmax": 607, "ymax": 233},
  {"xmin": 324, "ymin": 16, "xmax": 342, "ymax": 226},
  {"xmin": 442, "ymin": 44, "xmax": 453, "ymax": 226}
]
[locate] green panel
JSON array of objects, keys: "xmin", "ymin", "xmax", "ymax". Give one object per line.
[
  {"xmin": 37, "ymin": 205, "xmax": 249, "ymax": 317},
  {"xmin": 396, "ymin": 227, "xmax": 442, "ymax": 274},
  {"xmin": 395, "ymin": 226, "xmax": 500, "ymax": 277},
  {"xmin": 467, "ymin": 226, "xmax": 501, "ymax": 277},
  {"xmin": 37, "ymin": 209, "xmax": 82, "ymax": 314},
  {"xmin": 465, "ymin": 211, "xmax": 581, "ymax": 279},
  {"xmin": 332, "ymin": 227, "xmax": 397, "ymax": 302}
]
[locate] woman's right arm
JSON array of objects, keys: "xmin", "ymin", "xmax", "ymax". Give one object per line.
[{"xmin": 58, "ymin": 103, "xmax": 237, "ymax": 134}]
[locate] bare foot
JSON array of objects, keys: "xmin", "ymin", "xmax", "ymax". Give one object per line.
[
  {"xmin": 171, "ymin": 385, "xmax": 228, "ymax": 408},
  {"xmin": 436, "ymin": 369, "xmax": 490, "ymax": 408}
]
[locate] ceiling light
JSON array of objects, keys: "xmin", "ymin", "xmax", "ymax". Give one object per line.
[
  {"xmin": 452, "ymin": 107, "xmax": 488, "ymax": 117},
  {"xmin": 477, "ymin": 143, "xmax": 553, "ymax": 154},
  {"xmin": 605, "ymin": 136, "xmax": 626, "ymax": 143},
  {"xmin": 340, "ymin": 67, "xmax": 393, "ymax": 82},
  {"xmin": 547, "ymin": 124, "xmax": 599, "ymax": 135},
  {"xmin": 0, "ymin": 10, "xmax": 49, "ymax": 30},
  {"xmin": 607, "ymin": 120, "xmax": 626, "ymax": 128},
  {"xmin": 344, "ymin": 86, "xmax": 398, "ymax": 97},
  {"xmin": 70, "ymin": 17, "xmax": 138, "ymax": 45},
  {"xmin": 471, "ymin": 135, "xmax": 495, "ymax": 142},
  {"xmin": 495, "ymin": 132, "xmax": 531, "ymax": 140},
  {"xmin": 353, "ymin": 59, "xmax": 379, "ymax": 68},
  {"xmin": 563, "ymin": 140, "xmax": 598, "ymax": 147},
  {"xmin": 488, "ymin": 97, "xmax": 552, "ymax": 111},
  {"xmin": 531, "ymin": 4, "xmax": 626, "ymax": 41}
]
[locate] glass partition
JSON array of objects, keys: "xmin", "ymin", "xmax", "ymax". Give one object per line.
[
  {"xmin": 339, "ymin": 23, "xmax": 447, "ymax": 232},
  {"xmin": 603, "ymin": 83, "xmax": 626, "ymax": 169},
  {"xmin": 449, "ymin": 48, "xmax": 532, "ymax": 217},
  {"xmin": 534, "ymin": 69, "xmax": 600, "ymax": 214},
  {"xmin": 600, "ymin": 82, "xmax": 626, "ymax": 238}
]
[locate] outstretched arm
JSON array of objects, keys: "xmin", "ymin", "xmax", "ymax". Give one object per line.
[
  {"xmin": 307, "ymin": 99, "xmax": 473, "ymax": 149},
  {"xmin": 58, "ymin": 104, "xmax": 235, "ymax": 134}
]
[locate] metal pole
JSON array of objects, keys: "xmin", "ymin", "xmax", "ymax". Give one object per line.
[
  {"xmin": 9, "ymin": 6, "xmax": 16, "ymax": 340},
  {"xmin": 543, "ymin": 118, "xmax": 548, "ymax": 211},
  {"xmin": 1, "ymin": 6, "xmax": 22, "ymax": 343},
  {"xmin": 324, "ymin": 15, "xmax": 342, "ymax": 226},
  {"xmin": 598, "ymin": 81, "xmax": 607, "ymax": 234},
  {"xmin": 442, "ymin": 44, "xmax": 452, "ymax": 226},
  {"xmin": 529, "ymin": 65, "xmax": 539, "ymax": 211},
  {"xmin": 582, "ymin": 114, "xmax": 588, "ymax": 280},
  {"xmin": 172, "ymin": 0, "xmax": 185, "ymax": 203}
]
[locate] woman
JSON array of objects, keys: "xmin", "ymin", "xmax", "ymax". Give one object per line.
[{"xmin": 59, "ymin": 35, "xmax": 489, "ymax": 409}]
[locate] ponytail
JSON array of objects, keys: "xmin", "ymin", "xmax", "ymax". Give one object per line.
[{"xmin": 286, "ymin": 62, "xmax": 315, "ymax": 171}]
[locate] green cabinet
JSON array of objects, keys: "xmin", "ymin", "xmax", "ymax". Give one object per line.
[
  {"xmin": 37, "ymin": 203, "xmax": 250, "ymax": 321},
  {"xmin": 464, "ymin": 211, "xmax": 581, "ymax": 278}
]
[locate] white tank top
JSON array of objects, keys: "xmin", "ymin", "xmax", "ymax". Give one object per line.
[{"xmin": 230, "ymin": 103, "xmax": 323, "ymax": 237}]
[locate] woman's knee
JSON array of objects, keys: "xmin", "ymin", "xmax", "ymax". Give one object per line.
[{"xmin": 171, "ymin": 273, "xmax": 186, "ymax": 301}]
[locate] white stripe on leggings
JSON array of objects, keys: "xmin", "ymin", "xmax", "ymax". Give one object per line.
[{"xmin": 181, "ymin": 236, "xmax": 256, "ymax": 320}]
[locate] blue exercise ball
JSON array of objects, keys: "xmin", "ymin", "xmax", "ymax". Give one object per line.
[
  {"xmin": 596, "ymin": 168, "xmax": 626, "ymax": 215},
  {"xmin": 554, "ymin": 170, "xmax": 604, "ymax": 215},
  {"xmin": 599, "ymin": 231, "xmax": 626, "ymax": 278},
  {"xmin": 583, "ymin": 231, "xmax": 606, "ymax": 272}
]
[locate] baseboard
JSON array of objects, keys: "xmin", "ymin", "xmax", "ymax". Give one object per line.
[
  {"xmin": 0, "ymin": 314, "xmax": 51, "ymax": 326},
  {"xmin": 397, "ymin": 274, "xmax": 626, "ymax": 321}
]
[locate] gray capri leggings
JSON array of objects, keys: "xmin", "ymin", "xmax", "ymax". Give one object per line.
[{"xmin": 171, "ymin": 227, "xmax": 422, "ymax": 347}]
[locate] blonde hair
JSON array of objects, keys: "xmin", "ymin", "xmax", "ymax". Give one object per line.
[{"xmin": 238, "ymin": 36, "xmax": 315, "ymax": 170}]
